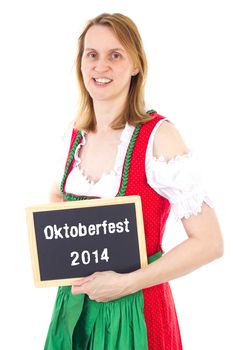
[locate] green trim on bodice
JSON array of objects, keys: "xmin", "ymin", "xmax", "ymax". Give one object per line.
[{"xmin": 60, "ymin": 124, "xmax": 141, "ymax": 201}]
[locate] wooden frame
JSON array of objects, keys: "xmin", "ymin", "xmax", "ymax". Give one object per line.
[{"xmin": 26, "ymin": 195, "xmax": 147, "ymax": 287}]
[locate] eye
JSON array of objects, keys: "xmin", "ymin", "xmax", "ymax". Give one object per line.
[
  {"xmin": 111, "ymin": 52, "xmax": 121, "ymax": 59},
  {"xmin": 87, "ymin": 52, "xmax": 97, "ymax": 59}
]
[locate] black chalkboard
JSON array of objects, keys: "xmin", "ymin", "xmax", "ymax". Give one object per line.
[{"xmin": 26, "ymin": 196, "xmax": 147, "ymax": 287}]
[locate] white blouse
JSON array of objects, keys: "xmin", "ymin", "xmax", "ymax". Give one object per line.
[{"xmin": 63, "ymin": 119, "xmax": 213, "ymax": 220}]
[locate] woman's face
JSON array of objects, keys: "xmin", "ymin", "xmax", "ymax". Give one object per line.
[{"xmin": 81, "ymin": 25, "xmax": 138, "ymax": 104}]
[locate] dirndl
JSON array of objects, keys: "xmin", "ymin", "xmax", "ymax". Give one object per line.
[{"xmin": 44, "ymin": 251, "xmax": 162, "ymax": 350}]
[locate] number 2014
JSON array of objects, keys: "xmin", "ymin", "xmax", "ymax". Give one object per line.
[{"xmin": 70, "ymin": 248, "xmax": 109, "ymax": 266}]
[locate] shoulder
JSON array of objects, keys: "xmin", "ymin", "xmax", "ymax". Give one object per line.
[{"xmin": 153, "ymin": 120, "xmax": 189, "ymax": 160}]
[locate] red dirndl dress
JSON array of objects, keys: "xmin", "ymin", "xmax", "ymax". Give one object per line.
[{"xmin": 44, "ymin": 112, "xmax": 183, "ymax": 349}]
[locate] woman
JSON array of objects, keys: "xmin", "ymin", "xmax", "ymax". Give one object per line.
[{"xmin": 45, "ymin": 13, "xmax": 223, "ymax": 350}]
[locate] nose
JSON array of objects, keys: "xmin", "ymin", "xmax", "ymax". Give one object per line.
[{"xmin": 94, "ymin": 57, "xmax": 110, "ymax": 72}]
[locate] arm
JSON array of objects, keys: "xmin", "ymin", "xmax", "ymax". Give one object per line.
[
  {"xmin": 128, "ymin": 121, "xmax": 224, "ymax": 291},
  {"xmin": 49, "ymin": 181, "xmax": 63, "ymax": 202},
  {"xmin": 129, "ymin": 202, "xmax": 223, "ymax": 291},
  {"xmin": 72, "ymin": 122, "xmax": 224, "ymax": 301}
]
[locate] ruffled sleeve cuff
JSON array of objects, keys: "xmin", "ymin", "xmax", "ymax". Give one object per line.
[
  {"xmin": 146, "ymin": 152, "xmax": 214, "ymax": 220},
  {"xmin": 171, "ymin": 190, "xmax": 214, "ymax": 220}
]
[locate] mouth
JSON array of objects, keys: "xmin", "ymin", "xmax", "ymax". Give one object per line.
[{"xmin": 92, "ymin": 77, "xmax": 113, "ymax": 86}]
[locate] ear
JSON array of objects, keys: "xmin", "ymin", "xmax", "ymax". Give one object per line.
[{"xmin": 132, "ymin": 67, "xmax": 139, "ymax": 76}]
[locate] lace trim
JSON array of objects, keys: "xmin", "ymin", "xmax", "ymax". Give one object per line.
[
  {"xmin": 147, "ymin": 151, "xmax": 214, "ymax": 220},
  {"xmin": 60, "ymin": 113, "xmax": 214, "ymax": 217},
  {"xmin": 73, "ymin": 130, "xmax": 87, "ymax": 165},
  {"xmin": 172, "ymin": 192, "xmax": 214, "ymax": 220},
  {"xmin": 60, "ymin": 124, "xmax": 141, "ymax": 200},
  {"xmin": 73, "ymin": 123, "xmax": 135, "ymax": 185},
  {"xmin": 152, "ymin": 151, "xmax": 193, "ymax": 164}
]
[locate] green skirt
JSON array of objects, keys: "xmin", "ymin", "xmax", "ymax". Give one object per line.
[{"xmin": 44, "ymin": 252, "xmax": 162, "ymax": 350}]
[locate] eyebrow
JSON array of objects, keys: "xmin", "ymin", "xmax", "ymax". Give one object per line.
[{"xmin": 84, "ymin": 48, "xmax": 125, "ymax": 52}]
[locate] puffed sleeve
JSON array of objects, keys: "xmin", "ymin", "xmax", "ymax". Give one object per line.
[{"xmin": 146, "ymin": 124, "xmax": 214, "ymax": 220}]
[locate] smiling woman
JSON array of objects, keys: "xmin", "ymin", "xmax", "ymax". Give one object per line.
[
  {"xmin": 80, "ymin": 25, "xmax": 138, "ymax": 105},
  {"xmin": 74, "ymin": 13, "xmax": 151, "ymax": 133},
  {"xmin": 44, "ymin": 12, "xmax": 223, "ymax": 350}
]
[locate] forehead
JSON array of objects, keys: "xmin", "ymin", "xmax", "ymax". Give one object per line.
[{"xmin": 84, "ymin": 25, "xmax": 125, "ymax": 50}]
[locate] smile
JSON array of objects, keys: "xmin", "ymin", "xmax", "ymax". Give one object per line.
[{"xmin": 93, "ymin": 78, "xmax": 113, "ymax": 85}]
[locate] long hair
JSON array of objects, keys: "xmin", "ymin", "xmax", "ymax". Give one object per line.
[{"xmin": 74, "ymin": 13, "xmax": 153, "ymax": 131}]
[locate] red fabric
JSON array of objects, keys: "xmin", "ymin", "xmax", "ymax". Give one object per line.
[
  {"xmin": 64, "ymin": 113, "xmax": 183, "ymax": 349},
  {"xmin": 65, "ymin": 129, "xmax": 79, "ymax": 170},
  {"xmin": 124, "ymin": 113, "xmax": 183, "ymax": 349}
]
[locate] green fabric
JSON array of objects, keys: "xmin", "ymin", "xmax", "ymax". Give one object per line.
[
  {"xmin": 47, "ymin": 109, "xmax": 160, "ymax": 349},
  {"xmin": 148, "ymin": 250, "xmax": 162, "ymax": 264},
  {"xmin": 44, "ymin": 252, "xmax": 162, "ymax": 350}
]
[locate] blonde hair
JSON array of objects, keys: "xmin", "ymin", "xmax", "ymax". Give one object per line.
[{"xmin": 75, "ymin": 13, "xmax": 152, "ymax": 131}]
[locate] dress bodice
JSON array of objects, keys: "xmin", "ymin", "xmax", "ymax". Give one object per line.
[{"xmin": 61, "ymin": 116, "xmax": 213, "ymax": 220}]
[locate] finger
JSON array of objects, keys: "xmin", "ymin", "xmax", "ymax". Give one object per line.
[
  {"xmin": 72, "ymin": 279, "xmax": 86, "ymax": 287},
  {"xmin": 88, "ymin": 289, "xmax": 97, "ymax": 300},
  {"xmin": 73, "ymin": 275, "xmax": 95, "ymax": 286},
  {"xmin": 96, "ymin": 298, "xmax": 109, "ymax": 303},
  {"xmin": 71, "ymin": 285, "xmax": 86, "ymax": 294}
]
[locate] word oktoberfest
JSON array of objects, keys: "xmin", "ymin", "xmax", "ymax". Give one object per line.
[{"xmin": 43, "ymin": 218, "xmax": 130, "ymax": 240}]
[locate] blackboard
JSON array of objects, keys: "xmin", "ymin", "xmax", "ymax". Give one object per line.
[{"xmin": 26, "ymin": 196, "xmax": 147, "ymax": 287}]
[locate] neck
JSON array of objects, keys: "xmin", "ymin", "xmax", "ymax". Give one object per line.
[{"xmin": 93, "ymin": 96, "xmax": 127, "ymax": 132}]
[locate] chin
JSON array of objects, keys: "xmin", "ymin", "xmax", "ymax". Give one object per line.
[{"xmin": 89, "ymin": 91, "xmax": 114, "ymax": 102}]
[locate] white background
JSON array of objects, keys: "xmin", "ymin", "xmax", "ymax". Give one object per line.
[{"xmin": 0, "ymin": 1, "xmax": 232, "ymax": 349}]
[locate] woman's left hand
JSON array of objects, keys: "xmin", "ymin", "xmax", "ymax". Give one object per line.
[{"xmin": 71, "ymin": 270, "xmax": 135, "ymax": 302}]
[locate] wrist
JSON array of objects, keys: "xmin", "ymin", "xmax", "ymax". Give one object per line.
[{"xmin": 123, "ymin": 268, "xmax": 146, "ymax": 294}]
